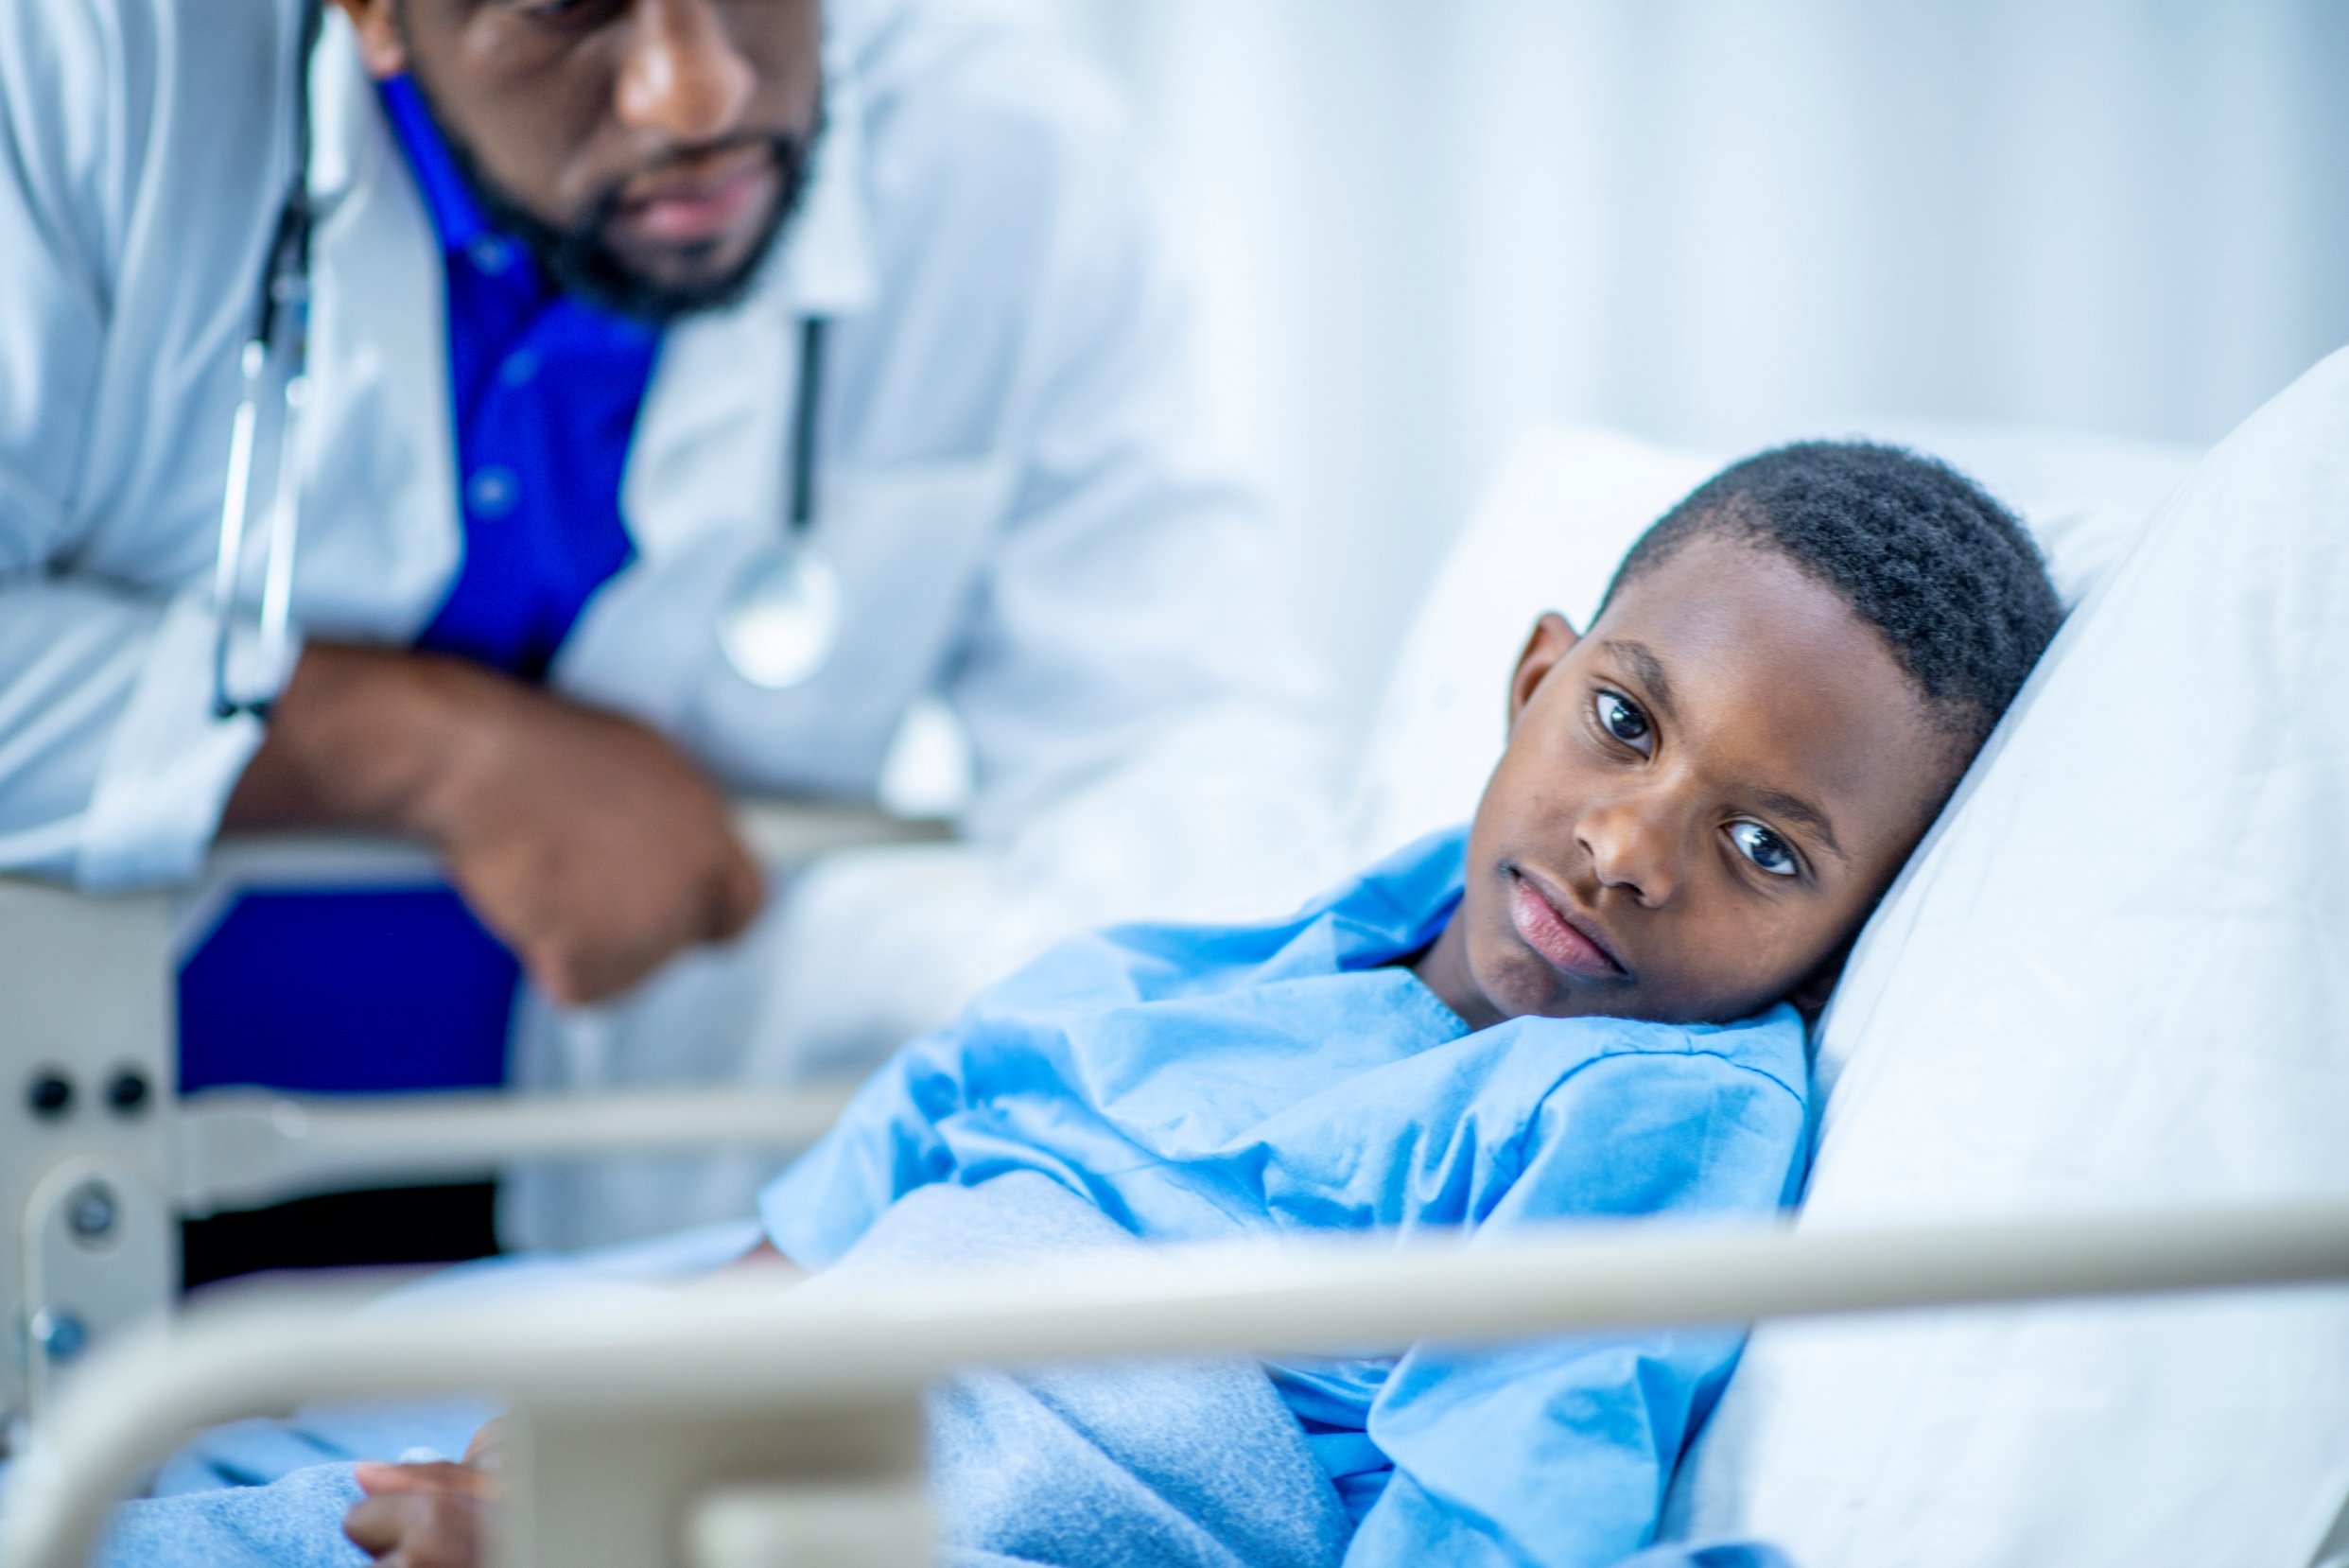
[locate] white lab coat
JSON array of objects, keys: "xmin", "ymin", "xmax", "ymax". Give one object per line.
[{"xmin": 0, "ymin": 0, "xmax": 1340, "ymax": 1245}]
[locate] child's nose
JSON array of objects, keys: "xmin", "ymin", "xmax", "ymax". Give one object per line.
[{"xmin": 1576, "ymin": 795, "xmax": 1682, "ymax": 908}]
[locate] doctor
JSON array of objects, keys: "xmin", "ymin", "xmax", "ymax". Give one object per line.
[{"xmin": 0, "ymin": 0, "xmax": 1335, "ymax": 1246}]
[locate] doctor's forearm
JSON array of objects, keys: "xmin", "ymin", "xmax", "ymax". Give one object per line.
[
  {"xmin": 221, "ymin": 643, "xmax": 504, "ymax": 837},
  {"xmin": 220, "ymin": 642, "xmax": 764, "ymax": 1006}
]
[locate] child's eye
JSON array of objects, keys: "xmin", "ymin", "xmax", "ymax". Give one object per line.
[
  {"xmin": 1728, "ymin": 821, "xmax": 1799, "ymax": 877},
  {"xmin": 1594, "ymin": 691, "xmax": 1652, "ymax": 754}
]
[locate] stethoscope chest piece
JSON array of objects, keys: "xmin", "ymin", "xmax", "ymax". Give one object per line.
[
  {"xmin": 718, "ymin": 541, "xmax": 843, "ymax": 689},
  {"xmin": 717, "ymin": 313, "xmax": 839, "ymax": 690}
]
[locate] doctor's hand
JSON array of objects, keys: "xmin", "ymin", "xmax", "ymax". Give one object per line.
[{"xmin": 225, "ymin": 644, "xmax": 767, "ymax": 1006}]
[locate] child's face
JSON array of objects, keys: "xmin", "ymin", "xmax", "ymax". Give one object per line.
[{"xmin": 1425, "ymin": 534, "xmax": 1961, "ymax": 1028}]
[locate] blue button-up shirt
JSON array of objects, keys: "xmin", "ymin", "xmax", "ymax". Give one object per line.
[
  {"xmin": 180, "ymin": 84, "xmax": 664, "ymax": 1098},
  {"xmin": 378, "ymin": 75, "xmax": 660, "ymax": 680}
]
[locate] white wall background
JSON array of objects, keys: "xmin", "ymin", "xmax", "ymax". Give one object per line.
[{"xmin": 983, "ymin": 1, "xmax": 2349, "ymax": 754}]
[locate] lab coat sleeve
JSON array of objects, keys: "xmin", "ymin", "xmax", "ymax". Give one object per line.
[
  {"xmin": 0, "ymin": 1, "xmax": 270, "ymax": 887},
  {"xmin": 1345, "ymin": 1049, "xmax": 1809, "ymax": 1568},
  {"xmin": 778, "ymin": 78, "xmax": 1344, "ymax": 1038}
]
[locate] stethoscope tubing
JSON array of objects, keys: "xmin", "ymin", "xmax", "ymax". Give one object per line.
[{"xmin": 790, "ymin": 316, "xmax": 826, "ymax": 540}]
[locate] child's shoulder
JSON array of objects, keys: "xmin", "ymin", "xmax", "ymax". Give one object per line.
[
  {"xmin": 1448, "ymin": 1006, "xmax": 1813, "ymax": 1224},
  {"xmin": 1476, "ymin": 1003, "xmax": 1811, "ymax": 1113},
  {"xmin": 1246, "ymin": 1002, "xmax": 1810, "ymax": 1235}
]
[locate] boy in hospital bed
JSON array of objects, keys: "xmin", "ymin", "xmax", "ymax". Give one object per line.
[{"xmin": 130, "ymin": 443, "xmax": 2063, "ymax": 1568}]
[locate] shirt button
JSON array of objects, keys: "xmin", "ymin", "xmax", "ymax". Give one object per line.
[
  {"xmin": 499, "ymin": 349, "xmax": 540, "ymax": 387},
  {"xmin": 467, "ymin": 236, "xmax": 514, "ymax": 276},
  {"xmin": 467, "ymin": 465, "xmax": 519, "ymax": 519}
]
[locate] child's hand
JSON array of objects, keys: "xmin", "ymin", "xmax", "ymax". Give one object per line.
[{"xmin": 343, "ymin": 1457, "xmax": 497, "ymax": 1567}]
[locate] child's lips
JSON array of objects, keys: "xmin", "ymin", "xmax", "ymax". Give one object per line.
[{"xmin": 1507, "ymin": 869, "xmax": 1627, "ymax": 983}]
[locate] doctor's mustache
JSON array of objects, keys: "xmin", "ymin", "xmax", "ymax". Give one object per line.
[
  {"xmin": 478, "ymin": 126, "xmax": 817, "ymax": 324},
  {"xmin": 405, "ymin": 61, "xmax": 823, "ymax": 325}
]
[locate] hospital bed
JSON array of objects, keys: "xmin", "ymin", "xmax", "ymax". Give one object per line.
[{"xmin": 8, "ymin": 352, "xmax": 2349, "ymax": 1565}]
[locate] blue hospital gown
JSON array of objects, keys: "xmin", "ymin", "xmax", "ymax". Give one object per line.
[{"xmin": 758, "ymin": 828, "xmax": 1811, "ymax": 1567}]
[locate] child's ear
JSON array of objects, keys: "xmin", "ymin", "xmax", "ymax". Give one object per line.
[{"xmin": 1506, "ymin": 613, "xmax": 1582, "ymax": 732}]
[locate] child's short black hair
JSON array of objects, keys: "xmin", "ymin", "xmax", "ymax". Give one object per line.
[{"xmin": 1599, "ymin": 441, "xmax": 2064, "ymax": 749}]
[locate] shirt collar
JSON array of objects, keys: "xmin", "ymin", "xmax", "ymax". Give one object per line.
[{"xmin": 375, "ymin": 75, "xmax": 497, "ymax": 257}]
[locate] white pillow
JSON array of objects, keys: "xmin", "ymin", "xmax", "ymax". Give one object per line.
[
  {"xmin": 1345, "ymin": 424, "xmax": 2191, "ymax": 864},
  {"xmin": 1663, "ymin": 356, "xmax": 2349, "ymax": 1562}
]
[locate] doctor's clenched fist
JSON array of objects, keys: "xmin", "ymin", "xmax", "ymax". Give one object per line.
[{"xmin": 224, "ymin": 644, "xmax": 767, "ymax": 1006}]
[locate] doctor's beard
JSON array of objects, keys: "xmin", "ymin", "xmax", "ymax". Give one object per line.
[{"xmin": 399, "ymin": 71, "xmax": 819, "ymax": 325}]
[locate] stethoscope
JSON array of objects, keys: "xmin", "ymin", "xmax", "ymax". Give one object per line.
[
  {"xmin": 210, "ymin": 2, "xmax": 322, "ymax": 720},
  {"xmin": 213, "ymin": 4, "xmax": 841, "ymax": 718},
  {"xmin": 714, "ymin": 315, "xmax": 841, "ymax": 690}
]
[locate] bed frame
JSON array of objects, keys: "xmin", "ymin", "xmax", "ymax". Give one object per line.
[
  {"xmin": 6, "ymin": 1196, "xmax": 2349, "ymax": 1568},
  {"xmin": 0, "ymin": 806, "xmax": 938, "ymax": 1437}
]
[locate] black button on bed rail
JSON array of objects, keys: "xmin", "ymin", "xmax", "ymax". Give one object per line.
[
  {"xmin": 26, "ymin": 1067, "xmax": 74, "ymax": 1121},
  {"xmin": 106, "ymin": 1067, "xmax": 152, "ymax": 1117}
]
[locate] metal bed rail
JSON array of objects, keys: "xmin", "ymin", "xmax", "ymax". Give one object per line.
[
  {"xmin": 3, "ymin": 803, "xmax": 945, "ymax": 1432},
  {"xmin": 6, "ymin": 1196, "xmax": 2349, "ymax": 1568},
  {"xmin": 174, "ymin": 1084, "xmax": 861, "ymax": 1216}
]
